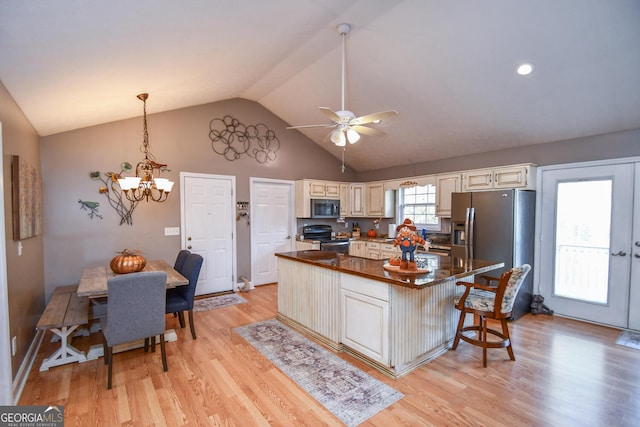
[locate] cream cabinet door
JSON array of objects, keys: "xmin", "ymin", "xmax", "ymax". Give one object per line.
[
  {"xmin": 436, "ymin": 173, "xmax": 461, "ymax": 217},
  {"xmin": 308, "ymin": 180, "xmax": 326, "ymax": 197},
  {"xmin": 324, "ymin": 181, "xmax": 340, "ymax": 198},
  {"xmin": 339, "ymin": 183, "xmax": 350, "ymax": 216},
  {"xmin": 341, "ymin": 274, "xmax": 390, "ymax": 366},
  {"xmin": 493, "ymin": 165, "xmax": 530, "ymax": 189},
  {"xmin": 349, "ymin": 241, "xmax": 366, "ymax": 257},
  {"xmin": 350, "ymin": 183, "xmax": 366, "ymax": 217},
  {"xmin": 462, "ymin": 169, "xmax": 493, "ymax": 191},
  {"xmin": 366, "ymin": 182, "xmax": 385, "ymax": 216}
]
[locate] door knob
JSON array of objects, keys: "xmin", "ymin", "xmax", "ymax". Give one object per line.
[
  {"xmin": 611, "ymin": 251, "xmax": 627, "ymax": 256},
  {"xmin": 187, "ymin": 245, "xmax": 192, "ymax": 250}
]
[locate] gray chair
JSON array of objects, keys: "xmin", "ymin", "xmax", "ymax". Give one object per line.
[
  {"xmin": 100, "ymin": 271, "xmax": 168, "ymax": 389},
  {"xmin": 166, "ymin": 253, "xmax": 203, "ymax": 339}
]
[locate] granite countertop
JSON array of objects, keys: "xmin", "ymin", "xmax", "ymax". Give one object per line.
[{"xmin": 275, "ymin": 251, "xmax": 504, "ymax": 289}]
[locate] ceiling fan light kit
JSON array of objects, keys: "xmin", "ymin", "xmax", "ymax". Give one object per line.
[{"xmin": 287, "ymin": 23, "xmax": 398, "ymax": 157}]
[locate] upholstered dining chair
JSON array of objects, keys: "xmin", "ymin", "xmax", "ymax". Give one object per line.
[
  {"xmin": 173, "ymin": 249, "xmax": 190, "ymax": 273},
  {"xmin": 452, "ymin": 264, "xmax": 531, "ymax": 367},
  {"xmin": 166, "ymin": 253, "xmax": 203, "ymax": 339},
  {"xmin": 100, "ymin": 271, "xmax": 168, "ymax": 389}
]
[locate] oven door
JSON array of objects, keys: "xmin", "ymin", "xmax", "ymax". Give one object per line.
[{"xmin": 320, "ymin": 240, "xmax": 349, "ymax": 254}]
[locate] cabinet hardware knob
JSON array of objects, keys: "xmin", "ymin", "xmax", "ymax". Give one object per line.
[
  {"xmin": 187, "ymin": 245, "xmax": 192, "ymax": 250},
  {"xmin": 611, "ymin": 251, "xmax": 627, "ymax": 256}
]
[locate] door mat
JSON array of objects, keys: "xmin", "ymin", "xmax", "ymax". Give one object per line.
[
  {"xmin": 615, "ymin": 330, "xmax": 640, "ymax": 350},
  {"xmin": 193, "ymin": 293, "xmax": 247, "ymax": 312},
  {"xmin": 235, "ymin": 318, "xmax": 403, "ymax": 427}
]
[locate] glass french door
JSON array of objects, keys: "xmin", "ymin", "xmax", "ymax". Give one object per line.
[{"xmin": 538, "ymin": 162, "xmax": 637, "ymax": 328}]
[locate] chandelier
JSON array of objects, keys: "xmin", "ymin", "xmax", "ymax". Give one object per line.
[{"xmin": 117, "ymin": 93, "xmax": 174, "ymax": 202}]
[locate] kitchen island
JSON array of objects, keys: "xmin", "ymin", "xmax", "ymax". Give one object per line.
[{"xmin": 275, "ymin": 250, "xmax": 504, "ymax": 378}]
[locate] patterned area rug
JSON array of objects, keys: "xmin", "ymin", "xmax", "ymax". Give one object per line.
[
  {"xmin": 235, "ymin": 318, "xmax": 403, "ymax": 427},
  {"xmin": 616, "ymin": 330, "xmax": 640, "ymax": 350},
  {"xmin": 193, "ymin": 293, "xmax": 247, "ymax": 312}
]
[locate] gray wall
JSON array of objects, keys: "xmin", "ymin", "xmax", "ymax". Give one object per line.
[
  {"xmin": 356, "ymin": 128, "xmax": 640, "ymax": 182},
  {"xmin": 0, "ymin": 81, "xmax": 45, "ymax": 380},
  {"xmin": 40, "ymin": 98, "xmax": 356, "ymax": 296}
]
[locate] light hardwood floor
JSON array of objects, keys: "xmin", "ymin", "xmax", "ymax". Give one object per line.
[{"xmin": 20, "ymin": 284, "xmax": 640, "ymax": 426}]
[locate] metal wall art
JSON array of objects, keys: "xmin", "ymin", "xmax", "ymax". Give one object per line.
[
  {"xmin": 88, "ymin": 162, "xmax": 139, "ymax": 225},
  {"xmin": 209, "ymin": 115, "xmax": 280, "ymax": 163},
  {"xmin": 78, "ymin": 200, "xmax": 103, "ymax": 219}
]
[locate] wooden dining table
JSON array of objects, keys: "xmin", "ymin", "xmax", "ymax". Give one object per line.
[
  {"xmin": 77, "ymin": 259, "xmax": 188, "ymax": 298},
  {"xmin": 77, "ymin": 259, "xmax": 189, "ymax": 360}
]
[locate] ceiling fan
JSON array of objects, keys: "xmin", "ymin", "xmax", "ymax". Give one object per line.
[{"xmin": 287, "ymin": 23, "xmax": 398, "ymax": 147}]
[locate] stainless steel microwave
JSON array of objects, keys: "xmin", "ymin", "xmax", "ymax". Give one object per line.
[{"xmin": 311, "ymin": 199, "xmax": 340, "ymax": 218}]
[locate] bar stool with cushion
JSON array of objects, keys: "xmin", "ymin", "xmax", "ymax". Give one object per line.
[
  {"xmin": 100, "ymin": 271, "xmax": 168, "ymax": 389},
  {"xmin": 452, "ymin": 264, "xmax": 531, "ymax": 367}
]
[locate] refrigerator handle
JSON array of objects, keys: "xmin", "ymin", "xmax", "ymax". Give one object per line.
[{"xmin": 467, "ymin": 207, "xmax": 475, "ymax": 259}]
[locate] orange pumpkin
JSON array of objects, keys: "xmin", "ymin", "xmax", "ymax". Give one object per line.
[
  {"xmin": 367, "ymin": 229, "xmax": 377, "ymax": 237},
  {"xmin": 110, "ymin": 249, "xmax": 146, "ymax": 274}
]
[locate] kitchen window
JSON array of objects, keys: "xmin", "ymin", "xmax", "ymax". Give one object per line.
[{"xmin": 399, "ymin": 184, "xmax": 441, "ymax": 231}]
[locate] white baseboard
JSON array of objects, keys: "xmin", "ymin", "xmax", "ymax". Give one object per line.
[{"xmin": 12, "ymin": 329, "xmax": 44, "ymax": 405}]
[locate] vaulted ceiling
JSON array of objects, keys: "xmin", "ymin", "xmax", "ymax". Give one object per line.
[{"xmin": 1, "ymin": 1, "xmax": 639, "ymax": 172}]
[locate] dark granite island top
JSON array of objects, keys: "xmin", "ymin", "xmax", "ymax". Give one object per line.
[
  {"xmin": 275, "ymin": 250, "xmax": 504, "ymax": 289},
  {"xmin": 275, "ymin": 250, "xmax": 505, "ymax": 378}
]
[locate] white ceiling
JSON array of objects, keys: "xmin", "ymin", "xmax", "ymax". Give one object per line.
[{"xmin": 1, "ymin": 0, "xmax": 639, "ymax": 172}]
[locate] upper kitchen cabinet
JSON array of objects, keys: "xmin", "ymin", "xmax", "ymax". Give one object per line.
[
  {"xmin": 307, "ymin": 180, "xmax": 341, "ymax": 199},
  {"xmin": 366, "ymin": 182, "xmax": 395, "ymax": 218},
  {"xmin": 350, "ymin": 183, "xmax": 366, "ymax": 217},
  {"xmin": 296, "ymin": 179, "xmax": 343, "ymax": 217},
  {"xmin": 435, "ymin": 173, "xmax": 462, "ymax": 217},
  {"xmin": 462, "ymin": 164, "xmax": 537, "ymax": 192},
  {"xmin": 339, "ymin": 183, "xmax": 350, "ymax": 217}
]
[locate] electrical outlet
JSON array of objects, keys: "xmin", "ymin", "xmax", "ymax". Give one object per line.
[
  {"xmin": 11, "ymin": 336, "xmax": 16, "ymax": 356},
  {"xmin": 164, "ymin": 227, "xmax": 180, "ymax": 236}
]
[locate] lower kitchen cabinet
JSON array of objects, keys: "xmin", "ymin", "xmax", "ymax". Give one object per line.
[
  {"xmin": 348, "ymin": 240, "xmax": 366, "ymax": 257},
  {"xmin": 341, "ymin": 274, "xmax": 390, "ymax": 366},
  {"xmin": 295, "ymin": 240, "xmax": 320, "ymax": 250},
  {"xmin": 365, "ymin": 241, "xmax": 382, "ymax": 259}
]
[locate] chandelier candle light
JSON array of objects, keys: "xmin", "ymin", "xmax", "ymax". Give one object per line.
[{"xmin": 117, "ymin": 93, "xmax": 174, "ymax": 202}]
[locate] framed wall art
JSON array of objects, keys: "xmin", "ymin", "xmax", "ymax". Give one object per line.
[{"xmin": 11, "ymin": 155, "xmax": 43, "ymax": 240}]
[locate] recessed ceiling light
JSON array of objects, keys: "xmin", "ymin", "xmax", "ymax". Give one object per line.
[{"xmin": 516, "ymin": 63, "xmax": 534, "ymax": 76}]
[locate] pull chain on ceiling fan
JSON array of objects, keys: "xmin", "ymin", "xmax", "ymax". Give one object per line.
[{"xmin": 287, "ymin": 23, "xmax": 398, "ymax": 150}]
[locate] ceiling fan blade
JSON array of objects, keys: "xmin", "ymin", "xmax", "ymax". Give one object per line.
[
  {"xmin": 351, "ymin": 110, "xmax": 398, "ymax": 125},
  {"xmin": 286, "ymin": 123, "xmax": 337, "ymax": 130},
  {"xmin": 350, "ymin": 125, "xmax": 385, "ymax": 136},
  {"xmin": 318, "ymin": 107, "xmax": 343, "ymax": 123}
]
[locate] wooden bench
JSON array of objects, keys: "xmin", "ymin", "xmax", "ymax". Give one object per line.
[{"xmin": 36, "ymin": 285, "xmax": 90, "ymax": 371}]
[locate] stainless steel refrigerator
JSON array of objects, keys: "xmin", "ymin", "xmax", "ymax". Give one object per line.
[{"xmin": 451, "ymin": 189, "xmax": 535, "ymax": 320}]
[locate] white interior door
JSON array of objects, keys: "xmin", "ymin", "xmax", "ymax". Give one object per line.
[
  {"xmin": 537, "ymin": 163, "xmax": 634, "ymax": 328},
  {"xmin": 250, "ymin": 178, "xmax": 295, "ymax": 286},
  {"xmin": 629, "ymin": 163, "xmax": 640, "ymax": 330},
  {"xmin": 181, "ymin": 173, "xmax": 236, "ymax": 295}
]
